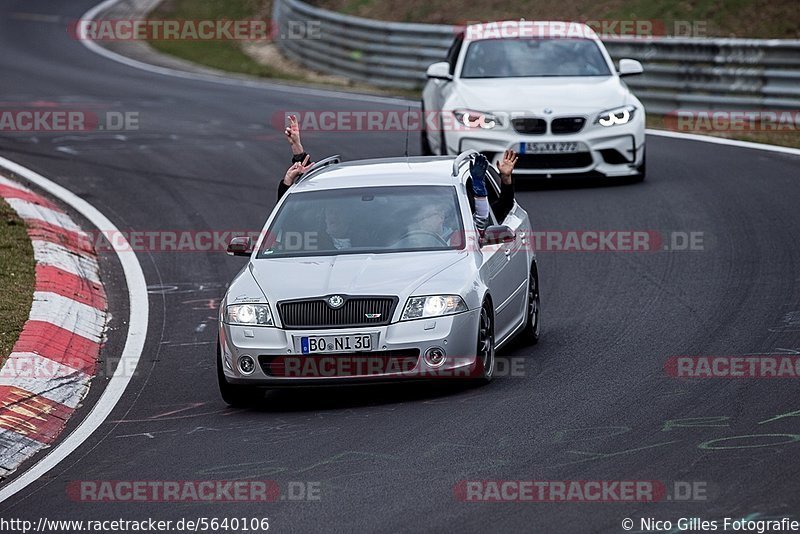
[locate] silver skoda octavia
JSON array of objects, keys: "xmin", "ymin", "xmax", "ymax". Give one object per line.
[{"xmin": 217, "ymin": 151, "xmax": 541, "ymax": 405}]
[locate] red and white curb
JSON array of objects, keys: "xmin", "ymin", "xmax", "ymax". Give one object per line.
[{"xmin": 0, "ymin": 175, "xmax": 107, "ymax": 478}]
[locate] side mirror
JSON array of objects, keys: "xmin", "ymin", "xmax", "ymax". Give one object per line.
[
  {"xmin": 227, "ymin": 236, "xmax": 253, "ymax": 257},
  {"xmin": 481, "ymin": 225, "xmax": 515, "ymax": 247},
  {"xmin": 426, "ymin": 61, "xmax": 453, "ymax": 81},
  {"xmin": 618, "ymin": 58, "xmax": 644, "ymax": 77}
]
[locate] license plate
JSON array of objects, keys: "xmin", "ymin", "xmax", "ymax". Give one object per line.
[
  {"xmin": 521, "ymin": 142, "xmax": 585, "ymax": 154},
  {"xmin": 298, "ymin": 333, "xmax": 376, "ymax": 354}
]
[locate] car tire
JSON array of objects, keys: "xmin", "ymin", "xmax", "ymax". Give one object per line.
[
  {"xmin": 472, "ymin": 301, "xmax": 495, "ymax": 385},
  {"xmin": 522, "ymin": 264, "xmax": 541, "ymax": 344},
  {"xmin": 420, "ymin": 101, "xmax": 434, "ymax": 156},
  {"xmin": 217, "ymin": 341, "xmax": 262, "ymax": 407},
  {"xmin": 633, "ymin": 148, "xmax": 646, "ymax": 182}
]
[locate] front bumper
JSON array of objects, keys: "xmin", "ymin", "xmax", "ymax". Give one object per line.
[
  {"xmin": 448, "ymin": 116, "xmax": 645, "ymax": 177},
  {"xmin": 218, "ymin": 308, "xmax": 481, "ymax": 385}
]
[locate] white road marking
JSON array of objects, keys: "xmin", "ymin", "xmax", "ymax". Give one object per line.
[{"xmin": 645, "ymin": 129, "xmax": 800, "ymax": 157}]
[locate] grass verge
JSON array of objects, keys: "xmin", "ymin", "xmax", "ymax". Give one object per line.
[
  {"xmin": 0, "ymin": 195, "xmax": 35, "ymax": 368},
  {"xmin": 147, "ymin": 0, "xmax": 301, "ymax": 80},
  {"xmin": 310, "ymin": 0, "xmax": 799, "ymax": 38}
]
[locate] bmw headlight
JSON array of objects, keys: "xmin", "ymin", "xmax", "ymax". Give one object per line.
[
  {"xmin": 453, "ymin": 109, "xmax": 500, "ymax": 129},
  {"xmin": 595, "ymin": 105, "xmax": 636, "ymax": 127},
  {"xmin": 225, "ymin": 303, "xmax": 274, "ymax": 326},
  {"xmin": 401, "ymin": 295, "xmax": 468, "ymax": 320}
]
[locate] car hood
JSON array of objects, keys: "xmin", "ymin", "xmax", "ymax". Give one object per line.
[
  {"xmin": 246, "ymin": 251, "xmax": 470, "ymax": 303},
  {"xmin": 454, "ymin": 76, "xmax": 630, "ymax": 115}
]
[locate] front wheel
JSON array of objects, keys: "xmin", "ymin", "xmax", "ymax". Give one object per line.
[
  {"xmin": 522, "ymin": 264, "xmax": 541, "ymax": 344},
  {"xmin": 472, "ymin": 302, "xmax": 495, "ymax": 385},
  {"xmin": 217, "ymin": 342, "xmax": 262, "ymax": 407}
]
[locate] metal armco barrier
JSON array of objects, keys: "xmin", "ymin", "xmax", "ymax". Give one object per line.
[{"xmin": 273, "ymin": 0, "xmax": 800, "ymax": 114}]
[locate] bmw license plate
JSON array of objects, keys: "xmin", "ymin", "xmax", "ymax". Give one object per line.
[
  {"xmin": 521, "ymin": 141, "xmax": 586, "ymax": 154},
  {"xmin": 298, "ymin": 333, "xmax": 376, "ymax": 354}
]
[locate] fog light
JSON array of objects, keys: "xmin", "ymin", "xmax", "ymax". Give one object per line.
[
  {"xmin": 424, "ymin": 347, "xmax": 446, "ymax": 367},
  {"xmin": 238, "ymin": 354, "xmax": 256, "ymax": 375}
]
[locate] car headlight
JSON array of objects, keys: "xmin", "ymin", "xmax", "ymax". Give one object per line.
[
  {"xmin": 225, "ymin": 303, "xmax": 274, "ymax": 326},
  {"xmin": 595, "ymin": 105, "xmax": 636, "ymax": 127},
  {"xmin": 401, "ymin": 295, "xmax": 468, "ymax": 320},
  {"xmin": 453, "ymin": 109, "xmax": 500, "ymax": 129}
]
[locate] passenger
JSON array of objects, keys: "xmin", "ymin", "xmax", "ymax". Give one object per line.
[
  {"xmin": 277, "ymin": 114, "xmax": 311, "ymax": 201},
  {"xmin": 467, "ymin": 149, "xmax": 518, "ymax": 227}
]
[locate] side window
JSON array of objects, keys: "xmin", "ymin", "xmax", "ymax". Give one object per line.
[{"xmin": 446, "ymin": 34, "xmax": 464, "ymax": 75}]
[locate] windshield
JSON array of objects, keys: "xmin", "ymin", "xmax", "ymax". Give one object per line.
[
  {"xmin": 257, "ymin": 185, "xmax": 465, "ymax": 258},
  {"xmin": 460, "ymin": 38, "xmax": 612, "ymax": 78}
]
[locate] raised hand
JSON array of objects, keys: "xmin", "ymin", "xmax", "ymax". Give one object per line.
[
  {"xmin": 282, "ymin": 154, "xmax": 312, "ymax": 186},
  {"xmin": 284, "ymin": 114, "xmax": 304, "ymax": 155},
  {"xmin": 498, "ymin": 149, "xmax": 518, "ymax": 184}
]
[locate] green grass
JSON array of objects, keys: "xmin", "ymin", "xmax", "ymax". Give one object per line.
[
  {"xmin": 310, "ymin": 0, "xmax": 800, "ymax": 38},
  {"xmin": 148, "ymin": 0, "xmax": 303, "ymax": 81},
  {"xmin": 0, "ymin": 196, "xmax": 35, "ymax": 367}
]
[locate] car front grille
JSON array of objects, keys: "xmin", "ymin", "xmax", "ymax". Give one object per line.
[
  {"xmin": 277, "ymin": 296, "xmax": 397, "ymax": 329},
  {"xmin": 259, "ymin": 350, "xmax": 420, "ymax": 377},
  {"xmin": 516, "ymin": 152, "xmax": 594, "ymax": 170},
  {"xmin": 512, "ymin": 117, "xmax": 546, "ymax": 134},
  {"xmin": 551, "ymin": 117, "xmax": 586, "ymax": 134}
]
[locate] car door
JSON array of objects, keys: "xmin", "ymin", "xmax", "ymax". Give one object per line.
[{"xmin": 479, "ymin": 170, "xmax": 529, "ymax": 342}]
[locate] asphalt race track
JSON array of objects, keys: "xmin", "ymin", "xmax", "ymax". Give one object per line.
[{"xmin": 1, "ymin": 1, "xmax": 800, "ymax": 532}]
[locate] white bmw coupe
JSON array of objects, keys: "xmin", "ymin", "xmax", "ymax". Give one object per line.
[{"xmin": 422, "ymin": 21, "xmax": 646, "ymax": 180}]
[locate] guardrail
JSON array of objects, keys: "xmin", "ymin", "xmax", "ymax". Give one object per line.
[{"xmin": 273, "ymin": 0, "xmax": 800, "ymax": 114}]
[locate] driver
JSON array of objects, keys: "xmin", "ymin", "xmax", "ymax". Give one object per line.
[{"xmin": 321, "ymin": 208, "xmax": 352, "ymax": 250}]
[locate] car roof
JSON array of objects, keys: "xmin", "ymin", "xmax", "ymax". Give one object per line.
[
  {"xmin": 462, "ymin": 20, "xmax": 600, "ymax": 42},
  {"xmin": 289, "ymin": 156, "xmax": 465, "ymax": 193}
]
